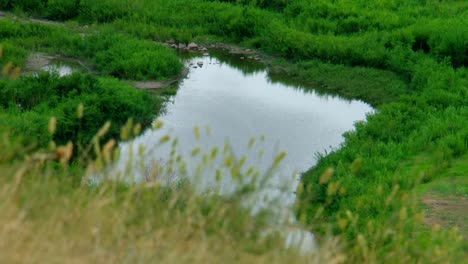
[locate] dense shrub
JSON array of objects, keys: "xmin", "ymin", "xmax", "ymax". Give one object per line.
[
  {"xmin": 0, "ymin": 110, "xmax": 51, "ymax": 145},
  {"xmin": 46, "ymin": 0, "xmax": 80, "ymax": 20},
  {"xmin": 0, "ymin": 73, "xmax": 159, "ymax": 145},
  {"xmin": 216, "ymin": 7, "xmax": 262, "ymax": 40},
  {"xmin": 428, "ymin": 20, "xmax": 468, "ymax": 68},
  {"xmin": 78, "ymin": 0, "xmax": 133, "ymax": 22},
  {"xmin": 0, "ymin": 18, "xmax": 53, "ymax": 39},
  {"xmin": 84, "ymin": 32, "xmax": 182, "ymax": 80},
  {"xmin": 0, "ymin": 0, "xmax": 48, "ymax": 15},
  {"xmin": 212, "ymin": 0, "xmax": 288, "ymax": 11},
  {"xmin": 0, "ymin": 42, "xmax": 28, "ymax": 67}
]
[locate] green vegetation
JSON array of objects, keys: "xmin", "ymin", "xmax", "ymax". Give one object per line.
[
  {"xmin": 85, "ymin": 31, "xmax": 182, "ymax": 80},
  {"xmin": 0, "ymin": 136, "xmax": 322, "ymax": 263},
  {"xmin": 0, "ymin": 72, "xmax": 158, "ymax": 147},
  {"xmin": 1, "ymin": 0, "xmax": 467, "ymax": 262},
  {"xmin": 0, "ymin": 18, "xmax": 182, "ymax": 80},
  {"xmin": 0, "ymin": 14, "xmax": 182, "ymax": 153},
  {"xmin": 415, "ymin": 155, "xmax": 468, "ymax": 239}
]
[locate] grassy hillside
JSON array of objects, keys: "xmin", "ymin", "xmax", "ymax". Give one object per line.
[{"xmin": 0, "ymin": 0, "xmax": 467, "ymax": 262}]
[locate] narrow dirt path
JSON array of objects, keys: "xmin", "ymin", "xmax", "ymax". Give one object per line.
[
  {"xmin": 132, "ymin": 67, "xmax": 190, "ymax": 89},
  {"xmin": 0, "ymin": 10, "xmax": 63, "ymax": 26},
  {"xmin": 419, "ymin": 156, "xmax": 468, "ymax": 240},
  {"xmin": 423, "ymin": 194, "xmax": 468, "ymax": 238}
]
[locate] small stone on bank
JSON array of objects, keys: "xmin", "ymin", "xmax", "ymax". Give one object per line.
[{"xmin": 187, "ymin": 42, "xmax": 198, "ymax": 50}]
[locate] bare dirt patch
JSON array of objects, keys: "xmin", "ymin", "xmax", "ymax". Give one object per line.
[
  {"xmin": 23, "ymin": 52, "xmax": 58, "ymax": 73},
  {"xmin": 133, "ymin": 67, "xmax": 189, "ymax": 89},
  {"xmin": 24, "ymin": 52, "xmax": 188, "ymax": 89},
  {"xmin": 423, "ymin": 194, "xmax": 468, "ymax": 238},
  {"xmin": 0, "ymin": 10, "xmax": 63, "ymax": 26},
  {"xmin": 23, "ymin": 52, "xmax": 96, "ymax": 75}
]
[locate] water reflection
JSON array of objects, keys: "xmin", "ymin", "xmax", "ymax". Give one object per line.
[
  {"xmin": 116, "ymin": 54, "xmax": 373, "ymax": 252},
  {"xmin": 43, "ymin": 64, "xmax": 74, "ymax": 76}
]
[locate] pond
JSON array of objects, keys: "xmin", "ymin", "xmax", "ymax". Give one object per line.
[
  {"xmin": 114, "ymin": 52, "xmax": 373, "ymax": 252},
  {"xmin": 42, "ymin": 63, "xmax": 74, "ymax": 76},
  {"xmin": 23, "ymin": 53, "xmax": 90, "ymax": 77}
]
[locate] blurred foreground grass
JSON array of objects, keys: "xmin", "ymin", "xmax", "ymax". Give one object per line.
[{"xmin": 0, "ymin": 121, "xmax": 345, "ymax": 263}]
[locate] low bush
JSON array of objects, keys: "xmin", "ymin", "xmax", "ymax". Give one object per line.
[
  {"xmin": 0, "ymin": 72, "xmax": 159, "ymax": 146},
  {"xmin": 0, "ymin": 0, "xmax": 47, "ymax": 15},
  {"xmin": 78, "ymin": 0, "xmax": 133, "ymax": 22},
  {"xmin": 0, "ymin": 42, "xmax": 28, "ymax": 67},
  {"xmin": 46, "ymin": 0, "xmax": 80, "ymax": 20},
  {"xmin": 86, "ymin": 33, "xmax": 182, "ymax": 80}
]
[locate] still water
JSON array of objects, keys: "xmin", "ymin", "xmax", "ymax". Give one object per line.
[
  {"xmin": 116, "ymin": 53, "xmax": 373, "ymax": 252},
  {"xmin": 43, "ymin": 63, "xmax": 74, "ymax": 76}
]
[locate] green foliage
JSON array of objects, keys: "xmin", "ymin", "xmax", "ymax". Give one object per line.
[
  {"xmin": 0, "ymin": 73, "xmax": 159, "ymax": 146},
  {"xmin": 0, "ymin": 109, "xmax": 51, "ymax": 146},
  {"xmin": 427, "ymin": 20, "xmax": 468, "ymax": 68},
  {"xmin": 0, "ymin": 18, "xmax": 53, "ymax": 39},
  {"xmin": 78, "ymin": 0, "xmax": 134, "ymax": 22},
  {"xmin": 0, "ymin": 42, "xmax": 28, "ymax": 67},
  {"xmin": 0, "ymin": 19, "xmax": 182, "ymax": 81},
  {"xmin": 1, "ymin": 0, "xmax": 128, "ymax": 21},
  {"xmin": 217, "ymin": 7, "xmax": 263, "ymax": 40},
  {"xmin": 211, "ymin": 0, "xmax": 289, "ymax": 11},
  {"xmin": 0, "ymin": 0, "xmax": 48, "ymax": 15},
  {"xmin": 84, "ymin": 32, "xmax": 182, "ymax": 80},
  {"xmin": 46, "ymin": 0, "xmax": 80, "ymax": 20}
]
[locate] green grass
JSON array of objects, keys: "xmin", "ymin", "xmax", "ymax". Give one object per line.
[
  {"xmin": 0, "ymin": 15, "xmax": 183, "ymax": 153},
  {"xmin": 0, "ymin": 17, "xmax": 183, "ymax": 81},
  {"xmin": 0, "ymin": 72, "xmax": 160, "ymax": 150},
  {"xmin": 411, "ymin": 155, "xmax": 468, "ymax": 248},
  {"xmin": 268, "ymin": 59, "xmax": 408, "ymax": 106},
  {"xmin": 84, "ymin": 31, "xmax": 182, "ymax": 80},
  {"xmin": 419, "ymin": 156, "xmax": 468, "ymax": 197},
  {"xmin": 425, "ymin": 177, "xmax": 468, "ymax": 197}
]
